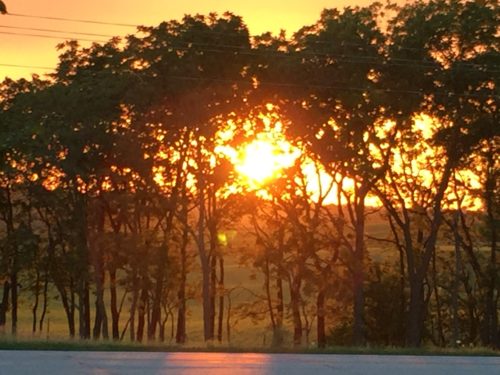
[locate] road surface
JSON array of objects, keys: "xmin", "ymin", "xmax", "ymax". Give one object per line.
[{"xmin": 0, "ymin": 350, "xmax": 498, "ymax": 374}]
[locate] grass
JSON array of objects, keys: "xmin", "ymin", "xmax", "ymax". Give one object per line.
[
  {"xmin": 0, "ymin": 336, "xmax": 498, "ymax": 357},
  {"xmin": 13, "ymin": 248, "xmax": 269, "ymax": 346}
]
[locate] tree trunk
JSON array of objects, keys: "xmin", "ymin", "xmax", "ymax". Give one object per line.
[
  {"xmin": 451, "ymin": 211, "xmax": 462, "ymax": 346},
  {"xmin": 74, "ymin": 192, "xmax": 91, "ymax": 340},
  {"xmin": 32, "ymin": 269, "xmax": 41, "ymax": 334},
  {"xmin": 217, "ymin": 257, "xmax": 225, "ymax": 342},
  {"xmin": 406, "ymin": 275, "xmax": 425, "ymax": 347},
  {"xmin": 78, "ymin": 281, "xmax": 86, "ymax": 339},
  {"xmin": 0, "ymin": 281, "xmax": 11, "ymax": 328},
  {"xmin": 176, "ymin": 192, "xmax": 189, "ymax": 344},
  {"xmin": 109, "ymin": 268, "xmax": 119, "ymax": 340},
  {"xmin": 484, "ymin": 150, "xmax": 498, "ymax": 347},
  {"xmin": 52, "ymin": 272, "xmax": 75, "ymax": 337},
  {"xmin": 69, "ymin": 279, "xmax": 76, "ymax": 337},
  {"xmin": 432, "ymin": 252, "xmax": 445, "ymax": 346},
  {"xmin": 149, "ymin": 245, "xmax": 168, "ymax": 341},
  {"xmin": 352, "ymin": 197, "xmax": 366, "ymax": 346},
  {"xmin": 136, "ymin": 283, "xmax": 148, "ymax": 343},
  {"xmin": 93, "ymin": 267, "xmax": 108, "ymax": 340},
  {"xmin": 129, "ymin": 264, "xmax": 139, "ymax": 342},
  {"xmin": 201, "ymin": 254, "xmax": 213, "ymax": 341},
  {"xmin": 209, "ymin": 255, "xmax": 217, "ymax": 340},
  {"xmin": 82, "ymin": 281, "xmax": 91, "ymax": 339},
  {"xmin": 272, "ymin": 275, "xmax": 284, "ymax": 347},
  {"xmin": 150, "ymin": 206, "xmax": 176, "ymax": 341},
  {"xmin": 290, "ymin": 278, "xmax": 302, "ymax": 347},
  {"xmin": 10, "ymin": 270, "xmax": 17, "ymax": 335},
  {"xmin": 197, "ymin": 185, "xmax": 214, "ymax": 342},
  {"xmin": 160, "ymin": 308, "xmax": 167, "ymax": 342},
  {"xmin": 39, "ymin": 272, "xmax": 49, "ymax": 332},
  {"xmin": 2, "ymin": 186, "xmax": 16, "ymax": 335},
  {"xmin": 175, "ymin": 232, "xmax": 188, "ymax": 344},
  {"xmin": 317, "ymin": 289, "xmax": 326, "ymax": 348},
  {"xmin": 264, "ymin": 257, "xmax": 276, "ymax": 330}
]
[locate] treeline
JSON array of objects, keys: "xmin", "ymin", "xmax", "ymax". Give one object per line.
[{"xmin": 0, "ymin": 0, "xmax": 498, "ymax": 348}]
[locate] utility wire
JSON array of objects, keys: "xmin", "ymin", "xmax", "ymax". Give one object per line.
[
  {"xmin": 2, "ymin": 31, "xmax": 495, "ymax": 73},
  {"xmin": 1, "ymin": 13, "xmax": 497, "ymax": 76},
  {"xmin": 152, "ymin": 40, "xmax": 498, "ymax": 72},
  {"xmin": 0, "ymin": 25, "xmax": 116, "ymax": 38},
  {"xmin": 7, "ymin": 12, "xmax": 138, "ymax": 28},
  {"xmin": 4, "ymin": 11, "xmax": 495, "ymax": 56},
  {"xmin": 0, "ymin": 30, "xmax": 107, "ymax": 43},
  {"xmin": 0, "ymin": 63, "xmax": 54, "ymax": 70},
  {"xmin": 0, "ymin": 32, "xmax": 492, "ymax": 73},
  {"xmin": 3, "ymin": 12, "xmax": 497, "ymax": 71},
  {"xmin": 1, "ymin": 29, "xmax": 496, "ymax": 74}
]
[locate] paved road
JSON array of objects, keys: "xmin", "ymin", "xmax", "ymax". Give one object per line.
[{"xmin": 0, "ymin": 351, "xmax": 498, "ymax": 374}]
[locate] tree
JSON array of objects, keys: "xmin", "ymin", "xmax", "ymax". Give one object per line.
[
  {"xmin": 384, "ymin": 0, "xmax": 499, "ymax": 347},
  {"xmin": 285, "ymin": 4, "xmax": 387, "ymax": 346}
]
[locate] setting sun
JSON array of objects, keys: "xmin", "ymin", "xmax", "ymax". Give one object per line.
[
  {"xmin": 235, "ymin": 139, "xmax": 299, "ymax": 185},
  {"xmin": 236, "ymin": 140, "xmax": 277, "ymax": 182}
]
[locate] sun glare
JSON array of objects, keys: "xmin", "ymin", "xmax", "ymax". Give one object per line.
[
  {"xmin": 214, "ymin": 113, "xmax": 302, "ymax": 190},
  {"xmin": 149, "ymin": 110, "xmax": 483, "ymax": 210},
  {"xmin": 236, "ymin": 140, "xmax": 299, "ymax": 185}
]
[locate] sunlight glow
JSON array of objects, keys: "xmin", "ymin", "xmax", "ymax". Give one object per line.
[
  {"xmin": 141, "ymin": 108, "xmax": 486, "ymax": 211},
  {"xmin": 235, "ymin": 139, "xmax": 299, "ymax": 185}
]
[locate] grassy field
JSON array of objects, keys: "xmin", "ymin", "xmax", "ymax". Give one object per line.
[
  {"xmin": 5, "ymin": 211, "xmax": 490, "ymax": 350},
  {"xmin": 12, "ymin": 254, "xmax": 269, "ymax": 347},
  {"xmin": 0, "ymin": 336, "xmax": 498, "ymax": 357},
  {"xmin": 1, "ymin": 212, "xmax": 411, "ymax": 346}
]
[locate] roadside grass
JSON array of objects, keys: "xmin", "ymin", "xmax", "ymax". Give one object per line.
[{"xmin": 0, "ymin": 336, "xmax": 498, "ymax": 357}]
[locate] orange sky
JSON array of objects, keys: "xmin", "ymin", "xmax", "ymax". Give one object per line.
[{"xmin": 1, "ymin": 0, "xmax": 386, "ymax": 80}]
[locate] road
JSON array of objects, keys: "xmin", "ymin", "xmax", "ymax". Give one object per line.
[{"xmin": 0, "ymin": 350, "xmax": 498, "ymax": 374}]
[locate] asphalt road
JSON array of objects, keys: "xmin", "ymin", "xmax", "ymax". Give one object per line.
[{"xmin": 0, "ymin": 351, "xmax": 498, "ymax": 375}]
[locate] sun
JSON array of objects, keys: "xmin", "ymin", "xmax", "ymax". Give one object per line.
[
  {"xmin": 212, "ymin": 115, "xmax": 301, "ymax": 193},
  {"xmin": 233, "ymin": 137, "xmax": 301, "ymax": 188},
  {"xmin": 236, "ymin": 140, "xmax": 279, "ymax": 182},
  {"xmin": 214, "ymin": 115, "xmax": 302, "ymax": 189}
]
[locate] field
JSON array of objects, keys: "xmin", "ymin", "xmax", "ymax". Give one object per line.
[
  {"xmin": 3, "ymin": 213, "xmax": 393, "ymax": 346},
  {"xmin": 3, "ymin": 211, "xmax": 489, "ymax": 349}
]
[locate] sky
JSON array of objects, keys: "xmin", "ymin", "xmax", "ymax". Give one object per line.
[{"xmin": 0, "ymin": 0, "xmax": 384, "ymax": 80}]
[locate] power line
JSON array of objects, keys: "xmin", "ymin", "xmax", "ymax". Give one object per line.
[
  {"xmin": 0, "ymin": 30, "xmax": 107, "ymax": 43},
  {"xmin": 156, "ymin": 39, "xmax": 497, "ymax": 72},
  {"xmin": 122, "ymin": 41, "xmax": 500, "ymax": 73},
  {"xmin": 0, "ymin": 63, "xmax": 54, "ymax": 70},
  {"xmin": 0, "ymin": 25, "xmax": 116, "ymax": 39},
  {"xmin": 5, "ymin": 10, "xmax": 498, "ymax": 58},
  {"xmin": 4, "ymin": 12, "xmax": 497, "ymax": 71},
  {"xmin": 0, "ymin": 29, "xmax": 497, "ymax": 74},
  {"xmin": 1, "ymin": 12, "xmax": 497, "ymax": 76},
  {"xmin": 157, "ymin": 41, "xmax": 499, "ymax": 72},
  {"xmin": 7, "ymin": 12, "xmax": 138, "ymax": 28}
]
